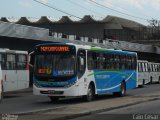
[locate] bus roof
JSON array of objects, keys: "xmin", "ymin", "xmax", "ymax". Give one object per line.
[
  {"xmin": 36, "ymin": 42, "xmax": 137, "ymax": 55},
  {"xmin": 89, "ymin": 47, "xmax": 137, "ymax": 55},
  {"xmin": 0, "ymin": 49, "xmax": 28, "ymax": 54},
  {"xmin": 138, "ymin": 60, "xmax": 148, "ymax": 62}
]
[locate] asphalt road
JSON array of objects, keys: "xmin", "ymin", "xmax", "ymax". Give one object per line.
[
  {"xmin": 100, "ymin": 99, "xmax": 160, "ymax": 114},
  {"xmin": 0, "ymin": 91, "xmax": 63, "ymax": 114},
  {"xmin": 0, "ymin": 84, "xmax": 159, "ymax": 114},
  {"xmin": 68, "ymin": 99, "xmax": 160, "ymax": 120},
  {"xmin": 68, "ymin": 84, "xmax": 160, "ymax": 120}
]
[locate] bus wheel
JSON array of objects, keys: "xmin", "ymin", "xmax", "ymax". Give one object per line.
[
  {"xmin": 142, "ymin": 80, "xmax": 145, "ymax": 86},
  {"xmin": 150, "ymin": 77, "xmax": 152, "ymax": 84},
  {"xmin": 49, "ymin": 96, "xmax": 59, "ymax": 103},
  {"xmin": 158, "ymin": 77, "xmax": 160, "ymax": 84},
  {"xmin": 116, "ymin": 82, "xmax": 126, "ymax": 97},
  {"xmin": 84, "ymin": 84, "xmax": 95, "ymax": 102}
]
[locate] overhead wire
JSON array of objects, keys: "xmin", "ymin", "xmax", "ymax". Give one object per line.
[
  {"xmin": 33, "ymin": 0, "xmax": 82, "ymax": 19},
  {"xmin": 33, "ymin": 0, "xmax": 153, "ymax": 24},
  {"xmin": 88, "ymin": 0, "xmax": 149, "ymax": 21},
  {"xmin": 99, "ymin": 0, "xmax": 152, "ymax": 19},
  {"xmin": 67, "ymin": 0, "xmax": 105, "ymax": 18}
]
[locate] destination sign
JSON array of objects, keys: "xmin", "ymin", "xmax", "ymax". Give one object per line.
[{"xmin": 40, "ymin": 46, "xmax": 70, "ymax": 52}]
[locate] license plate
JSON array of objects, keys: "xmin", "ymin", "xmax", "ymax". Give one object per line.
[{"xmin": 48, "ymin": 90, "xmax": 55, "ymax": 94}]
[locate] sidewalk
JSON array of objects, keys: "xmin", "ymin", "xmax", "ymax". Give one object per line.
[{"xmin": 18, "ymin": 91, "xmax": 160, "ymax": 120}]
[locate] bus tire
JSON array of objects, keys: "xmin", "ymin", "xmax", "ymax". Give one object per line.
[
  {"xmin": 150, "ymin": 77, "xmax": 152, "ymax": 84},
  {"xmin": 143, "ymin": 80, "xmax": 145, "ymax": 86},
  {"xmin": 49, "ymin": 96, "xmax": 59, "ymax": 103},
  {"xmin": 142, "ymin": 79, "xmax": 145, "ymax": 87},
  {"xmin": 84, "ymin": 83, "xmax": 95, "ymax": 102},
  {"xmin": 116, "ymin": 82, "xmax": 126, "ymax": 97},
  {"xmin": 0, "ymin": 86, "xmax": 3, "ymax": 103},
  {"xmin": 158, "ymin": 77, "xmax": 160, "ymax": 84}
]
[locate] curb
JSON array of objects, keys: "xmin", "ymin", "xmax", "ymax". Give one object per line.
[
  {"xmin": 18, "ymin": 106, "xmax": 67, "ymax": 115},
  {"xmin": 47, "ymin": 97, "xmax": 160, "ymax": 120},
  {"xmin": 19, "ymin": 97, "xmax": 160, "ymax": 120}
]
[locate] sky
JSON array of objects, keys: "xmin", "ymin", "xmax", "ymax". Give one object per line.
[{"xmin": 1, "ymin": 0, "xmax": 160, "ymax": 25}]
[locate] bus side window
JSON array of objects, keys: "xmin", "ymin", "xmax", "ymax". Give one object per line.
[
  {"xmin": 105, "ymin": 54, "xmax": 110, "ymax": 69},
  {"xmin": 149, "ymin": 64, "xmax": 152, "ymax": 72},
  {"xmin": 158, "ymin": 65, "xmax": 160, "ymax": 72},
  {"xmin": 97, "ymin": 53, "xmax": 104, "ymax": 70},
  {"xmin": 87, "ymin": 51, "xmax": 94, "ymax": 70},
  {"xmin": 110, "ymin": 54, "xmax": 115, "ymax": 70},
  {"xmin": 145, "ymin": 63, "xmax": 148, "ymax": 72},
  {"xmin": 121, "ymin": 55, "xmax": 126, "ymax": 70},
  {"xmin": 138, "ymin": 63, "xmax": 140, "ymax": 72},
  {"xmin": 77, "ymin": 49, "xmax": 86, "ymax": 78},
  {"xmin": 6, "ymin": 54, "xmax": 16, "ymax": 70},
  {"xmin": 115, "ymin": 54, "xmax": 120, "ymax": 70},
  {"xmin": 0, "ymin": 53, "xmax": 6, "ymax": 70},
  {"xmin": 17, "ymin": 54, "xmax": 27, "ymax": 70},
  {"xmin": 92, "ymin": 52, "xmax": 97, "ymax": 69},
  {"xmin": 142, "ymin": 63, "xmax": 145, "ymax": 72}
]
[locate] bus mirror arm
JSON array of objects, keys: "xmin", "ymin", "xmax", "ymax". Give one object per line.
[
  {"xmin": 28, "ymin": 51, "xmax": 34, "ymax": 68},
  {"xmin": 29, "ymin": 63, "xmax": 33, "ymax": 68}
]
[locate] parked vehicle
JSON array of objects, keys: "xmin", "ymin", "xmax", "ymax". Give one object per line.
[
  {"xmin": 33, "ymin": 43, "xmax": 138, "ymax": 102},
  {"xmin": 148, "ymin": 62, "xmax": 160, "ymax": 84},
  {"xmin": 0, "ymin": 49, "xmax": 29, "ymax": 102},
  {"xmin": 138, "ymin": 60, "xmax": 149, "ymax": 87}
]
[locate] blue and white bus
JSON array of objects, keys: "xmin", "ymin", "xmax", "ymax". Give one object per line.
[{"xmin": 33, "ymin": 43, "xmax": 138, "ymax": 102}]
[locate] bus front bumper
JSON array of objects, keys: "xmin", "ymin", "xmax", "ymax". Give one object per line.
[{"xmin": 33, "ymin": 84, "xmax": 83, "ymax": 97}]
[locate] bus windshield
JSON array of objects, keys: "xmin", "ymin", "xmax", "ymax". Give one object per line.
[{"xmin": 35, "ymin": 54, "xmax": 76, "ymax": 77}]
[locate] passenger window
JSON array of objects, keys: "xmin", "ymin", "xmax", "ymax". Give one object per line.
[
  {"xmin": 6, "ymin": 54, "xmax": 16, "ymax": 70},
  {"xmin": 145, "ymin": 63, "xmax": 148, "ymax": 72},
  {"xmin": 141, "ymin": 63, "xmax": 144, "ymax": 72},
  {"xmin": 77, "ymin": 49, "xmax": 86, "ymax": 78},
  {"xmin": 87, "ymin": 52, "xmax": 94, "ymax": 70},
  {"xmin": 121, "ymin": 55, "xmax": 126, "ymax": 70},
  {"xmin": 138, "ymin": 63, "xmax": 141, "ymax": 72},
  {"xmin": 0, "ymin": 53, "xmax": 6, "ymax": 70},
  {"xmin": 17, "ymin": 54, "xmax": 27, "ymax": 70}
]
